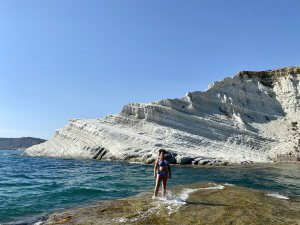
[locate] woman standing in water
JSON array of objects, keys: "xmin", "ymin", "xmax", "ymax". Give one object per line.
[{"xmin": 153, "ymin": 149, "xmax": 171, "ymax": 197}]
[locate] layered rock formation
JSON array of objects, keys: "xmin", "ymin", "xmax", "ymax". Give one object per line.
[{"xmin": 25, "ymin": 67, "xmax": 300, "ymax": 164}]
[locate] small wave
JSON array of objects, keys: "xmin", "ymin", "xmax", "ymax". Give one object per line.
[
  {"xmin": 199, "ymin": 184, "xmax": 225, "ymax": 190},
  {"xmin": 34, "ymin": 222, "xmax": 43, "ymax": 225},
  {"xmin": 266, "ymin": 193, "xmax": 289, "ymax": 200},
  {"xmin": 63, "ymin": 187, "xmax": 106, "ymax": 196},
  {"xmin": 0, "ymin": 150, "xmax": 22, "ymax": 156},
  {"xmin": 224, "ymin": 183, "xmax": 235, "ymax": 186},
  {"xmin": 128, "ymin": 161, "xmax": 143, "ymax": 164},
  {"xmin": 163, "ymin": 189, "xmax": 198, "ymax": 215},
  {"xmin": 11, "ymin": 174, "xmax": 33, "ymax": 179},
  {"xmin": 5, "ymin": 153, "xmax": 22, "ymax": 156},
  {"xmin": 156, "ymin": 184, "xmax": 226, "ymax": 215},
  {"xmin": 118, "ymin": 188, "xmax": 200, "ymax": 223}
]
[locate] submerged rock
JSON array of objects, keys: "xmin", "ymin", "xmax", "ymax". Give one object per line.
[
  {"xmin": 25, "ymin": 67, "xmax": 300, "ymax": 164},
  {"xmin": 43, "ymin": 182, "xmax": 300, "ymax": 225}
]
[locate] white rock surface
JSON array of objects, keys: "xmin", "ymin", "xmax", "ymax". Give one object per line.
[{"xmin": 25, "ymin": 67, "xmax": 300, "ymax": 164}]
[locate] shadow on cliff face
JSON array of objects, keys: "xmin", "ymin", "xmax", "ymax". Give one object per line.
[
  {"xmin": 150, "ymin": 71, "xmax": 289, "ymax": 138},
  {"xmin": 190, "ymin": 75, "xmax": 286, "ymax": 125}
]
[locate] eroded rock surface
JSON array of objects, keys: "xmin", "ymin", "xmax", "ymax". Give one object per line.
[
  {"xmin": 25, "ymin": 67, "xmax": 300, "ymax": 164},
  {"xmin": 43, "ymin": 182, "xmax": 300, "ymax": 225}
]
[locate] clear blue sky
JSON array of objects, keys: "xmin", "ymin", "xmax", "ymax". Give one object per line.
[{"xmin": 0, "ymin": 0, "xmax": 299, "ymax": 139}]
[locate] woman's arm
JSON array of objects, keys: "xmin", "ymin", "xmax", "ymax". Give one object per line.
[
  {"xmin": 154, "ymin": 159, "xmax": 158, "ymax": 178},
  {"xmin": 168, "ymin": 164, "xmax": 171, "ymax": 179}
]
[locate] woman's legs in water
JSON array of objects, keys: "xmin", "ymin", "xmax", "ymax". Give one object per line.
[
  {"xmin": 162, "ymin": 176, "xmax": 168, "ymax": 197},
  {"xmin": 154, "ymin": 174, "xmax": 163, "ymax": 197}
]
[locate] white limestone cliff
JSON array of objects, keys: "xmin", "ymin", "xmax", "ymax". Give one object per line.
[{"xmin": 25, "ymin": 67, "xmax": 300, "ymax": 164}]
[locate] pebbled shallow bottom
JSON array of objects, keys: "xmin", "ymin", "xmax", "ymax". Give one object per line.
[{"xmin": 43, "ymin": 182, "xmax": 300, "ymax": 225}]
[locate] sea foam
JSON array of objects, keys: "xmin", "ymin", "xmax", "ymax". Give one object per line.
[
  {"xmin": 156, "ymin": 184, "xmax": 225, "ymax": 215},
  {"xmin": 266, "ymin": 193, "xmax": 289, "ymax": 200}
]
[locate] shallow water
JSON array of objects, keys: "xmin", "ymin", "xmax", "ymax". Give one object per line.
[{"xmin": 0, "ymin": 150, "xmax": 299, "ymax": 224}]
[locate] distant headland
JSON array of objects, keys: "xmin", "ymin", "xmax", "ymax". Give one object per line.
[{"xmin": 0, "ymin": 137, "xmax": 46, "ymax": 150}]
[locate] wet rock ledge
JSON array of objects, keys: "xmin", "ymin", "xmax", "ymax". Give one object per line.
[{"xmin": 43, "ymin": 182, "xmax": 300, "ymax": 225}]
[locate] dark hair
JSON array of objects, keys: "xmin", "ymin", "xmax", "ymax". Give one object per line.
[{"xmin": 158, "ymin": 149, "xmax": 167, "ymax": 154}]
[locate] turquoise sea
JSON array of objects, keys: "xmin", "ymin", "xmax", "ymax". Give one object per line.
[{"xmin": 0, "ymin": 150, "xmax": 299, "ymax": 224}]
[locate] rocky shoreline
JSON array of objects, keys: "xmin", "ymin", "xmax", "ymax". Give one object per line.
[{"xmin": 39, "ymin": 182, "xmax": 300, "ymax": 225}]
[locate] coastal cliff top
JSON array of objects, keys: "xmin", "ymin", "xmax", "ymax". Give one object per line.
[{"xmin": 237, "ymin": 66, "xmax": 300, "ymax": 79}]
